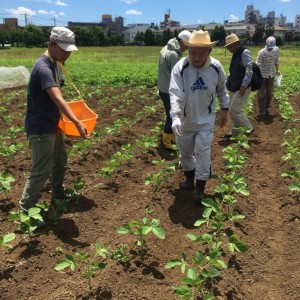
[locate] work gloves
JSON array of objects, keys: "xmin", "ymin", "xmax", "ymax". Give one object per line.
[{"xmin": 172, "ymin": 117, "xmax": 181, "ymax": 137}]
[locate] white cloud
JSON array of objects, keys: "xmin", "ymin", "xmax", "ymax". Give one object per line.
[
  {"xmin": 279, "ymin": 0, "xmax": 290, "ymax": 2},
  {"xmin": 38, "ymin": 9, "xmax": 49, "ymax": 14},
  {"xmin": 38, "ymin": 9, "xmax": 56, "ymax": 15},
  {"xmin": 55, "ymin": 0, "xmax": 68, "ymax": 6},
  {"xmin": 6, "ymin": 6, "xmax": 36, "ymax": 16},
  {"xmin": 125, "ymin": 9, "xmax": 142, "ymax": 15},
  {"xmin": 229, "ymin": 14, "xmax": 239, "ymax": 22},
  {"xmin": 58, "ymin": 12, "xmax": 65, "ymax": 16},
  {"xmin": 121, "ymin": 0, "xmax": 138, "ymax": 4}
]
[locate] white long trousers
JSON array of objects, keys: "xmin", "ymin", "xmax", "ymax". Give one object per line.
[{"xmin": 176, "ymin": 128, "xmax": 214, "ymax": 181}]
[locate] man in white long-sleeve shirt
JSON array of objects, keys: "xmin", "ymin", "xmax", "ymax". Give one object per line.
[
  {"xmin": 256, "ymin": 36, "xmax": 280, "ymax": 118},
  {"xmin": 169, "ymin": 30, "xmax": 229, "ymax": 201}
]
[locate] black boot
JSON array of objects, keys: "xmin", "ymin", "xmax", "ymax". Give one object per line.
[
  {"xmin": 193, "ymin": 180, "xmax": 206, "ymax": 202},
  {"xmin": 180, "ymin": 170, "xmax": 195, "ymax": 190}
]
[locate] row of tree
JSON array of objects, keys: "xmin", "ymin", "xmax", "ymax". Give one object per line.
[{"xmin": 0, "ymin": 23, "xmax": 299, "ymax": 48}]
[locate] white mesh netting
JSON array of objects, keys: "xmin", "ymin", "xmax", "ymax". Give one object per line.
[{"xmin": 0, "ymin": 66, "xmax": 30, "ymax": 90}]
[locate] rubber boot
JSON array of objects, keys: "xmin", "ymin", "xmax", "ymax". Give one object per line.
[
  {"xmin": 162, "ymin": 132, "xmax": 174, "ymax": 150},
  {"xmin": 170, "ymin": 133, "xmax": 176, "ymax": 144},
  {"xmin": 180, "ymin": 170, "xmax": 195, "ymax": 190},
  {"xmin": 193, "ymin": 180, "xmax": 206, "ymax": 202}
]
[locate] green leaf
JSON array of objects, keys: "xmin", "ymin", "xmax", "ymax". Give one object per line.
[
  {"xmin": 28, "ymin": 207, "xmax": 41, "ymax": 217},
  {"xmin": 187, "ymin": 233, "xmax": 200, "ymax": 241},
  {"xmin": 228, "ymin": 234, "xmax": 249, "ymax": 253},
  {"xmin": 0, "ymin": 233, "xmax": 16, "ymax": 247},
  {"xmin": 55, "ymin": 260, "xmax": 73, "ymax": 271},
  {"xmin": 117, "ymin": 224, "xmax": 130, "ymax": 234},
  {"xmin": 165, "ymin": 259, "xmax": 182, "ymax": 269},
  {"xmin": 186, "ymin": 268, "xmax": 198, "ymax": 280},
  {"xmin": 203, "ymin": 207, "xmax": 213, "ymax": 219},
  {"xmin": 171, "ymin": 285, "xmax": 192, "ymax": 298},
  {"xmin": 207, "ymin": 267, "xmax": 221, "ymax": 277},
  {"xmin": 152, "ymin": 227, "xmax": 165, "ymax": 239},
  {"xmin": 289, "ymin": 182, "xmax": 300, "ymax": 192},
  {"xmin": 194, "ymin": 219, "xmax": 207, "ymax": 227}
]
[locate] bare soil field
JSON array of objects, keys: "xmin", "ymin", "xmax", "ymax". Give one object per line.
[{"xmin": 0, "ymin": 86, "xmax": 299, "ymax": 300}]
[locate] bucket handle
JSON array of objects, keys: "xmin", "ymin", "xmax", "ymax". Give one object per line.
[{"xmin": 57, "ymin": 61, "xmax": 81, "ymax": 97}]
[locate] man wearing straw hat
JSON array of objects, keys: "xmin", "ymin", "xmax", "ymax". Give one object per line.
[
  {"xmin": 169, "ymin": 30, "xmax": 229, "ymax": 201},
  {"xmin": 18, "ymin": 27, "xmax": 88, "ymax": 226},
  {"xmin": 224, "ymin": 33, "xmax": 254, "ymax": 137}
]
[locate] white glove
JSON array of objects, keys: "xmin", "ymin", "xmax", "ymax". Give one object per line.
[{"xmin": 172, "ymin": 117, "xmax": 182, "ymax": 137}]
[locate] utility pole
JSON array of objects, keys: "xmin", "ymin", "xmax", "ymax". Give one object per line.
[
  {"xmin": 24, "ymin": 14, "xmax": 27, "ymax": 26},
  {"xmin": 53, "ymin": 18, "xmax": 56, "ymax": 26}
]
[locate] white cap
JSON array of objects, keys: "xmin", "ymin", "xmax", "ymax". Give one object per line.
[
  {"xmin": 178, "ymin": 30, "xmax": 191, "ymax": 42},
  {"xmin": 266, "ymin": 36, "xmax": 276, "ymax": 49},
  {"xmin": 50, "ymin": 27, "xmax": 78, "ymax": 52}
]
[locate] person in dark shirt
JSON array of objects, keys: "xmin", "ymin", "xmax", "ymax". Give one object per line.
[
  {"xmin": 224, "ymin": 33, "xmax": 254, "ymax": 138},
  {"xmin": 19, "ymin": 27, "xmax": 88, "ymax": 223}
]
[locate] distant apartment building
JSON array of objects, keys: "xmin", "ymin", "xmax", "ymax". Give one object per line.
[
  {"xmin": 0, "ymin": 18, "xmax": 19, "ymax": 31},
  {"xmin": 244, "ymin": 5, "xmax": 262, "ymax": 24},
  {"xmin": 68, "ymin": 14, "xmax": 124, "ymax": 34},
  {"xmin": 160, "ymin": 10, "xmax": 180, "ymax": 29},
  {"xmin": 295, "ymin": 15, "xmax": 300, "ymax": 27}
]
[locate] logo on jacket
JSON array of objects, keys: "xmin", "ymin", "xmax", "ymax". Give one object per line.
[{"xmin": 191, "ymin": 77, "xmax": 208, "ymax": 91}]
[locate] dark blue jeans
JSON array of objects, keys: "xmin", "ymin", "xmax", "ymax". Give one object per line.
[{"xmin": 159, "ymin": 90, "xmax": 173, "ymax": 134}]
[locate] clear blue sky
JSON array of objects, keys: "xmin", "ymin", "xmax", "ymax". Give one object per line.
[{"xmin": 1, "ymin": 0, "xmax": 299, "ymax": 27}]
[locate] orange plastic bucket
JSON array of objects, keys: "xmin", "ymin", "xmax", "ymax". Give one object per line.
[{"xmin": 59, "ymin": 100, "xmax": 98, "ymax": 137}]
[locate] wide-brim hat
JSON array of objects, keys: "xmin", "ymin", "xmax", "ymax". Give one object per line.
[
  {"xmin": 224, "ymin": 33, "xmax": 244, "ymax": 47},
  {"xmin": 50, "ymin": 26, "xmax": 78, "ymax": 52},
  {"xmin": 182, "ymin": 30, "xmax": 218, "ymax": 47}
]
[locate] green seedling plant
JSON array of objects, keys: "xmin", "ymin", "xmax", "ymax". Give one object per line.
[
  {"xmin": 0, "ymin": 233, "xmax": 16, "ymax": 249},
  {"xmin": 65, "ymin": 176, "xmax": 85, "ymax": 201},
  {"xmin": 8, "ymin": 206, "xmax": 45, "ymax": 239},
  {"xmin": 145, "ymin": 160, "xmax": 177, "ymax": 192},
  {"xmin": 136, "ymin": 134, "xmax": 158, "ymax": 154},
  {"xmin": 68, "ymin": 139, "xmax": 91, "ymax": 157},
  {"xmin": 0, "ymin": 172, "xmax": 15, "ymax": 195},
  {"xmin": 117, "ymin": 217, "xmax": 165, "ymax": 259},
  {"xmin": 166, "ymin": 127, "xmax": 249, "ymax": 299},
  {"xmin": 48, "ymin": 199, "xmax": 68, "ymax": 224},
  {"xmin": 55, "ymin": 242, "xmax": 130, "ymax": 291},
  {"xmin": 0, "ymin": 142, "xmax": 25, "ymax": 158},
  {"xmin": 281, "ymin": 128, "xmax": 300, "ymax": 193},
  {"xmin": 99, "ymin": 144, "xmax": 134, "ymax": 178}
]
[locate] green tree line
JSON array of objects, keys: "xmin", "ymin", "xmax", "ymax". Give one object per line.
[{"xmin": 0, "ymin": 23, "xmax": 299, "ymax": 48}]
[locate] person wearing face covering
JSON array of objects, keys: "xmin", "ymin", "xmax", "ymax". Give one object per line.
[
  {"xmin": 18, "ymin": 27, "xmax": 88, "ymax": 226},
  {"xmin": 169, "ymin": 30, "xmax": 229, "ymax": 202},
  {"xmin": 256, "ymin": 36, "xmax": 280, "ymax": 118},
  {"xmin": 157, "ymin": 30, "xmax": 191, "ymax": 150}
]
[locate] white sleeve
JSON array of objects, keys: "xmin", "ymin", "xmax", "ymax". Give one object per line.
[{"xmin": 169, "ymin": 63, "xmax": 186, "ymax": 119}]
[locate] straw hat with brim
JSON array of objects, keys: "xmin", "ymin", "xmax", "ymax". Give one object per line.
[
  {"xmin": 224, "ymin": 33, "xmax": 245, "ymax": 47},
  {"xmin": 50, "ymin": 26, "xmax": 78, "ymax": 52},
  {"xmin": 182, "ymin": 30, "xmax": 218, "ymax": 47}
]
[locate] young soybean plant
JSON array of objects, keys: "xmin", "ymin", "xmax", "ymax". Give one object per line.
[
  {"xmin": 65, "ymin": 176, "xmax": 85, "ymax": 201},
  {"xmin": 117, "ymin": 217, "xmax": 165, "ymax": 259},
  {"xmin": 8, "ymin": 206, "xmax": 45, "ymax": 239},
  {"xmin": 55, "ymin": 243, "xmax": 109, "ymax": 291}
]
